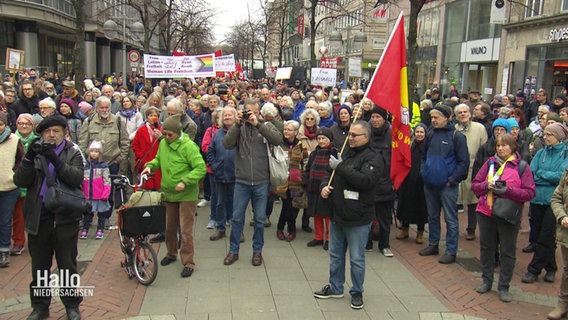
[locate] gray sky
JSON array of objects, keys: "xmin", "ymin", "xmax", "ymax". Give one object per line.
[{"xmin": 207, "ymin": 0, "xmax": 262, "ymax": 45}]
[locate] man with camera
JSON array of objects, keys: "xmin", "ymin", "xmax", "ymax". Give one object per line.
[
  {"xmin": 222, "ymin": 98, "xmax": 282, "ymax": 267},
  {"xmin": 14, "ymin": 115, "xmax": 84, "ymax": 320}
]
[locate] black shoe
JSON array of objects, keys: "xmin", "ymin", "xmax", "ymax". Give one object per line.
[
  {"xmin": 419, "ymin": 245, "xmax": 439, "ymax": 256},
  {"xmin": 544, "ymin": 271, "xmax": 556, "ymax": 283},
  {"xmin": 323, "ymin": 241, "xmax": 329, "ymax": 251},
  {"xmin": 180, "ymin": 267, "xmax": 194, "ymax": 278},
  {"xmin": 313, "ymin": 284, "xmax": 344, "ymax": 299},
  {"xmin": 475, "ymin": 282, "xmax": 492, "ymax": 294},
  {"xmin": 522, "ymin": 243, "xmax": 535, "ymax": 253},
  {"xmin": 66, "ymin": 306, "xmax": 81, "ymax": 320},
  {"xmin": 499, "ymin": 290, "xmax": 512, "ymax": 303},
  {"xmin": 27, "ymin": 308, "xmax": 49, "ymax": 320},
  {"xmin": 150, "ymin": 234, "xmax": 165, "ymax": 243},
  {"xmin": 438, "ymin": 254, "xmax": 456, "ymax": 264},
  {"xmin": 521, "ymin": 272, "xmax": 538, "ymax": 283},
  {"xmin": 350, "ymin": 292, "xmax": 364, "ymax": 309},
  {"xmin": 302, "ymin": 225, "xmax": 313, "ymax": 232},
  {"xmin": 365, "ymin": 240, "xmax": 373, "ymax": 251},
  {"xmin": 307, "ymin": 239, "xmax": 324, "ymax": 247},
  {"xmin": 0, "ymin": 251, "xmax": 9, "ymax": 268},
  {"xmin": 160, "ymin": 256, "xmax": 176, "ymax": 266}
]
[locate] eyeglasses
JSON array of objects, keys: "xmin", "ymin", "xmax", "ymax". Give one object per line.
[
  {"xmin": 348, "ymin": 132, "xmax": 367, "ymax": 138},
  {"xmin": 305, "ymin": 118, "xmax": 315, "ymax": 121},
  {"xmin": 17, "ymin": 122, "xmax": 32, "ymax": 126}
]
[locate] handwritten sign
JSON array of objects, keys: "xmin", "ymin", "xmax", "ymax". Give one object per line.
[
  {"xmin": 215, "ymin": 54, "xmax": 236, "ymax": 72},
  {"xmin": 144, "ymin": 53, "xmax": 215, "ymax": 78},
  {"xmin": 311, "ymin": 68, "xmax": 337, "ymax": 87},
  {"xmin": 275, "ymin": 67, "xmax": 292, "ymax": 80}
]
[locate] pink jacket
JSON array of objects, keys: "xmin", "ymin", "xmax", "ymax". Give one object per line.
[
  {"xmin": 201, "ymin": 125, "xmax": 219, "ymax": 174},
  {"xmin": 471, "ymin": 155, "xmax": 536, "ymax": 217},
  {"xmin": 82, "ymin": 160, "xmax": 112, "ymax": 200}
]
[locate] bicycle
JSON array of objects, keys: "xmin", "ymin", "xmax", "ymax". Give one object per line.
[{"xmin": 110, "ymin": 173, "xmax": 164, "ymax": 286}]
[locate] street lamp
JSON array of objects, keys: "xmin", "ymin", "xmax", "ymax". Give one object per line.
[{"xmin": 104, "ymin": 16, "xmax": 144, "ymax": 88}]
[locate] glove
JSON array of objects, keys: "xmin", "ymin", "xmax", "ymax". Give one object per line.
[
  {"xmin": 25, "ymin": 146, "xmax": 38, "ymax": 161},
  {"xmin": 329, "ymin": 154, "xmax": 343, "ymax": 170},
  {"xmin": 41, "ymin": 147, "xmax": 60, "ymax": 165}
]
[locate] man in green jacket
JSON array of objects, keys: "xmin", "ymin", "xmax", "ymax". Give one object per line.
[{"xmin": 142, "ymin": 114, "xmax": 206, "ymax": 278}]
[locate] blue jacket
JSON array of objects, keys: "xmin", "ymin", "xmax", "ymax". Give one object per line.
[
  {"xmin": 530, "ymin": 142, "xmax": 568, "ymax": 205},
  {"xmin": 421, "ymin": 123, "xmax": 470, "ymax": 186},
  {"xmin": 293, "ymin": 101, "xmax": 306, "ymax": 122},
  {"xmin": 207, "ymin": 127, "xmax": 236, "ymax": 184}
]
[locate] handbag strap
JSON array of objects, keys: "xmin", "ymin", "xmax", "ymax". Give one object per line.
[
  {"xmin": 40, "ymin": 156, "xmax": 56, "ymax": 187},
  {"xmin": 135, "ymin": 136, "xmax": 160, "ymax": 169}
]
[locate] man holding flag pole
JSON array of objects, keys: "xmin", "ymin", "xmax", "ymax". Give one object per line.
[{"xmin": 313, "ymin": 12, "xmax": 412, "ymax": 309}]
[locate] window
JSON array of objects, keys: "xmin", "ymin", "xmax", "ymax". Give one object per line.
[
  {"xmin": 525, "ymin": 0, "xmax": 543, "ymax": 18},
  {"xmin": 563, "ymin": 0, "xmax": 568, "ymax": 11}
]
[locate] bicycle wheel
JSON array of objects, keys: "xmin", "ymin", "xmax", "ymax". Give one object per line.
[{"xmin": 133, "ymin": 241, "xmax": 158, "ymax": 285}]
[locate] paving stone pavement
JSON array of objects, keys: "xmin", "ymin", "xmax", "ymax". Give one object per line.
[{"xmin": 0, "ymin": 202, "xmax": 560, "ymax": 319}]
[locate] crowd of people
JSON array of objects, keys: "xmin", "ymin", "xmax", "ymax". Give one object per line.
[{"xmin": 3, "ymin": 70, "xmax": 568, "ymax": 317}]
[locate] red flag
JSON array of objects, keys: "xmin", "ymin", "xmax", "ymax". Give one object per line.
[
  {"xmin": 235, "ymin": 62, "xmax": 244, "ymax": 80},
  {"xmin": 172, "ymin": 50, "xmax": 186, "ymax": 56},
  {"xmin": 366, "ymin": 13, "xmax": 411, "ymax": 190},
  {"xmin": 214, "ymin": 50, "xmax": 223, "ymax": 57}
]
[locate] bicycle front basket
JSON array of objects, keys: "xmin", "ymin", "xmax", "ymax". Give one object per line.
[{"xmin": 121, "ymin": 205, "xmax": 166, "ymax": 236}]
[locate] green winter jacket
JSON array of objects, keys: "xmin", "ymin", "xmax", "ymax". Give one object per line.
[{"xmin": 145, "ymin": 133, "xmax": 206, "ymax": 202}]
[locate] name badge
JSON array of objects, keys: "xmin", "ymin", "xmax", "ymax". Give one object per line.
[{"xmin": 344, "ymin": 190, "xmax": 359, "ymax": 200}]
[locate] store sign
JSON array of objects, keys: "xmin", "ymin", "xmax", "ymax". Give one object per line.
[
  {"xmin": 320, "ymin": 57, "xmax": 340, "ymax": 68},
  {"xmin": 550, "ymin": 27, "xmax": 568, "ymax": 42},
  {"xmin": 461, "ymin": 38, "xmax": 500, "ymax": 62}
]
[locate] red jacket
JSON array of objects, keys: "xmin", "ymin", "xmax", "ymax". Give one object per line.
[{"xmin": 131, "ymin": 122, "xmax": 162, "ymax": 190}]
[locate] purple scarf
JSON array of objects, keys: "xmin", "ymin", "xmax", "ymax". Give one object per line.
[{"xmin": 39, "ymin": 140, "xmax": 66, "ymax": 199}]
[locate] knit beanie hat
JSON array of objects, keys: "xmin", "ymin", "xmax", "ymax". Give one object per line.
[
  {"xmin": 162, "ymin": 114, "xmax": 182, "ymax": 135},
  {"xmin": 499, "ymin": 107, "xmax": 512, "ymax": 118},
  {"xmin": 545, "ymin": 122, "xmax": 568, "ymax": 141},
  {"xmin": 337, "ymin": 104, "xmax": 352, "ymax": 117},
  {"xmin": 316, "ymin": 127, "xmax": 332, "ymax": 140},
  {"xmin": 492, "ymin": 118, "xmax": 511, "ymax": 133},
  {"xmin": 0, "ymin": 112, "xmax": 7, "ymax": 125},
  {"xmin": 371, "ymin": 106, "xmax": 388, "ymax": 119},
  {"xmin": 59, "ymin": 98, "xmax": 75, "ymax": 108},
  {"xmin": 432, "ymin": 105, "xmax": 452, "ymax": 118},
  {"xmin": 17, "ymin": 113, "xmax": 34, "ymax": 127},
  {"xmin": 507, "ymin": 118, "xmax": 519, "ymax": 129},
  {"xmin": 538, "ymin": 105, "xmax": 551, "ymax": 113},
  {"xmin": 88, "ymin": 140, "xmax": 104, "ymax": 153},
  {"xmin": 548, "ymin": 115, "xmax": 563, "ymax": 124},
  {"xmin": 78, "ymin": 101, "xmax": 92, "ymax": 115}
]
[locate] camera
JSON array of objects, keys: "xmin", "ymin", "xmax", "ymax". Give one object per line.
[
  {"xmin": 31, "ymin": 139, "xmax": 56, "ymax": 153},
  {"xmin": 495, "ymin": 180, "xmax": 506, "ymax": 188},
  {"xmin": 242, "ymin": 109, "xmax": 251, "ymax": 120}
]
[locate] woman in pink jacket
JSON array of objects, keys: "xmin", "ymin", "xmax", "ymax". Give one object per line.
[{"xmin": 472, "ymin": 133, "xmax": 536, "ymax": 303}]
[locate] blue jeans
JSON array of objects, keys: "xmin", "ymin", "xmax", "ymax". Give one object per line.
[
  {"xmin": 329, "ymin": 221, "xmax": 371, "ymax": 296},
  {"xmin": 229, "ymin": 182, "xmax": 269, "ymax": 254},
  {"xmin": 215, "ymin": 181, "xmax": 234, "ymax": 232},
  {"xmin": 0, "ymin": 189, "xmax": 20, "ymax": 251},
  {"xmin": 208, "ymin": 174, "xmax": 218, "ymax": 222},
  {"xmin": 424, "ymin": 185, "xmax": 459, "ymax": 255}
]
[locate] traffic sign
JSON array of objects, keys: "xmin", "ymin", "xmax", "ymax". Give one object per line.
[{"xmin": 128, "ymin": 50, "xmax": 140, "ymax": 63}]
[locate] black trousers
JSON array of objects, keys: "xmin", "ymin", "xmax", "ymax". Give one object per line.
[
  {"xmin": 277, "ymin": 195, "xmax": 299, "ymax": 233},
  {"xmin": 375, "ymin": 200, "xmax": 394, "ymax": 250},
  {"xmin": 28, "ymin": 220, "xmax": 83, "ymax": 310},
  {"xmin": 527, "ymin": 204, "xmax": 557, "ymax": 275}
]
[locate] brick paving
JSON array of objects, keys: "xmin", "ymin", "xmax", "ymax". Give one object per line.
[{"xmin": 0, "ymin": 204, "xmax": 563, "ymax": 320}]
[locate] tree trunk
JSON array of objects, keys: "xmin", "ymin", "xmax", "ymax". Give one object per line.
[
  {"xmin": 72, "ymin": 0, "xmax": 85, "ymax": 91},
  {"xmin": 407, "ymin": 0, "xmax": 425, "ymax": 105},
  {"xmin": 309, "ymin": 0, "xmax": 317, "ymax": 68}
]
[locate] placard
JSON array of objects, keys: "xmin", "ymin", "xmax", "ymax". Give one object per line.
[
  {"xmin": 275, "ymin": 67, "xmax": 293, "ymax": 80},
  {"xmin": 348, "ymin": 58, "xmax": 362, "ymax": 78},
  {"xmin": 5, "ymin": 48, "xmax": 24, "ymax": 72},
  {"xmin": 143, "ymin": 53, "xmax": 215, "ymax": 78},
  {"xmin": 311, "ymin": 68, "xmax": 337, "ymax": 87},
  {"xmin": 215, "ymin": 54, "xmax": 236, "ymax": 72}
]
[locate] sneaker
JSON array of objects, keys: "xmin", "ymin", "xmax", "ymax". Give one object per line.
[
  {"xmin": 350, "ymin": 292, "xmax": 364, "ymax": 309},
  {"xmin": 475, "ymin": 282, "xmax": 492, "ymax": 294},
  {"xmin": 206, "ymin": 220, "xmax": 216, "ymax": 229},
  {"xmin": 104, "ymin": 217, "xmax": 111, "ymax": 230},
  {"xmin": 499, "ymin": 290, "xmax": 512, "ymax": 303},
  {"xmin": 313, "ymin": 284, "xmax": 344, "ymax": 299},
  {"xmin": 365, "ymin": 240, "xmax": 373, "ymax": 251},
  {"xmin": 0, "ymin": 252, "xmax": 9, "ymax": 268},
  {"xmin": 79, "ymin": 229, "xmax": 88, "ymax": 239},
  {"xmin": 10, "ymin": 245, "xmax": 24, "ymax": 256},
  {"xmin": 544, "ymin": 270, "xmax": 556, "ymax": 283},
  {"xmin": 457, "ymin": 204, "xmax": 464, "ymax": 213},
  {"xmin": 197, "ymin": 199, "xmax": 209, "ymax": 208},
  {"xmin": 522, "ymin": 272, "xmax": 538, "ymax": 283},
  {"xmin": 381, "ymin": 248, "xmax": 394, "ymax": 257},
  {"xmin": 95, "ymin": 229, "xmax": 104, "ymax": 239}
]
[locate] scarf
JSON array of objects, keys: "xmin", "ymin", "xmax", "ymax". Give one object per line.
[
  {"xmin": 119, "ymin": 108, "xmax": 136, "ymax": 119},
  {"xmin": 39, "ymin": 140, "xmax": 66, "ymax": 199},
  {"xmin": 486, "ymin": 154, "xmax": 514, "ymax": 207},
  {"xmin": 0, "ymin": 127, "xmax": 11, "ymax": 143},
  {"xmin": 307, "ymin": 144, "xmax": 331, "ymax": 193},
  {"xmin": 15, "ymin": 131, "xmax": 38, "ymax": 151},
  {"xmin": 304, "ymin": 126, "xmax": 317, "ymax": 140}
]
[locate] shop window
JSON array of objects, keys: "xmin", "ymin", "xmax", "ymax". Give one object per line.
[
  {"xmin": 525, "ymin": 0, "xmax": 543, "ymax": 18},
  {"xmin": 563, "ymin": 0, "xmax": 568, "ymax": 11}
]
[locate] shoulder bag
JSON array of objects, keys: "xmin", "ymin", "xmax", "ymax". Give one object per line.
[
  {"xmin": 266, "ymin": 142, "xmax": 289, "ymax": 187},
  {"xmin": 491, "ymin": 160, "xmax": 527, "ymax": 225},
  {"xmin": 42, "ymin": 157, "xmax": 89, "ymax": 216}
]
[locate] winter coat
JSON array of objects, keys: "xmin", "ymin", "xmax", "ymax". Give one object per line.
[
  {"xmin": 78, "ymin": 113, "xmax": 129, "ymax": 165},
  {"xmin": 321, "ymin": 142, "xmax": 381, "ymax": 227},
  {"xmin": 13, "ymin": 140, "xmax": 84, "ymax": 235},
  {"xmin": 397, "ymin": 139, "xmax": 428, "ymax": 225},
  {"xmin": 304, "ymin": 144, "xmax": 332, "ymax": 217},
  {"xmin": 330, "ymin": 122, "xmax": 350, "ymax": 150},
  {"xmin": 207, "ymin": 127, "xmax": 236, "ymax": 184},
  {"xmin": 131, "ymin": 122, "xmax": 162, "ymax": 190},
  {"xmin": 296, "ymin": 124, "xmax": 318, "ymax": 155},
  {"xmin": 550, "ymin": 170, "xmax": 568, "ymax": 248},
  {"xmin": 117, "ymin": 111, "xmax": 144, "ymax": 141},
  {"xmin": 145, "ymin": 132, "xmax": 206, "ymax": 202},
  {"xmin": 222, "ymin": 120, "xmax": 283, "ymax": 186},
  {"xmin": 0, "ymin": 132, "xmax": 23, "ymax": 191},
  {"xmin": 202, "ymin": 125, "xmax": 219, "ymax": 174},
  {"xmin": 82, "ymin": 159, "xmax": 111, "ymax": 200},
  {"xmin": 421, "ymin": 123, "xmax": 469, "ymax": 187},
  {"xmin": 456, "ymin": 121, "xmax": 488, "ymax": 204},
  {"xmin": 369, "ymin": 123, "xmax": 395, "ymax": 202},
  {"xmin": 530, "ymin": 143, "xmax": 568, "ymax": 205},
  {"xmin": 275, "ymin": 138, "xmax": 308, "ymax": 199},
  {"xmin": 472, "ymin": 155, "xmax": 535, "ymax": 217}
]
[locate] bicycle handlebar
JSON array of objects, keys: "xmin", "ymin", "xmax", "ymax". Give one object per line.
[{"xmin": 110, "ymin": 174, "xmax": 153, "ymax": 188}]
